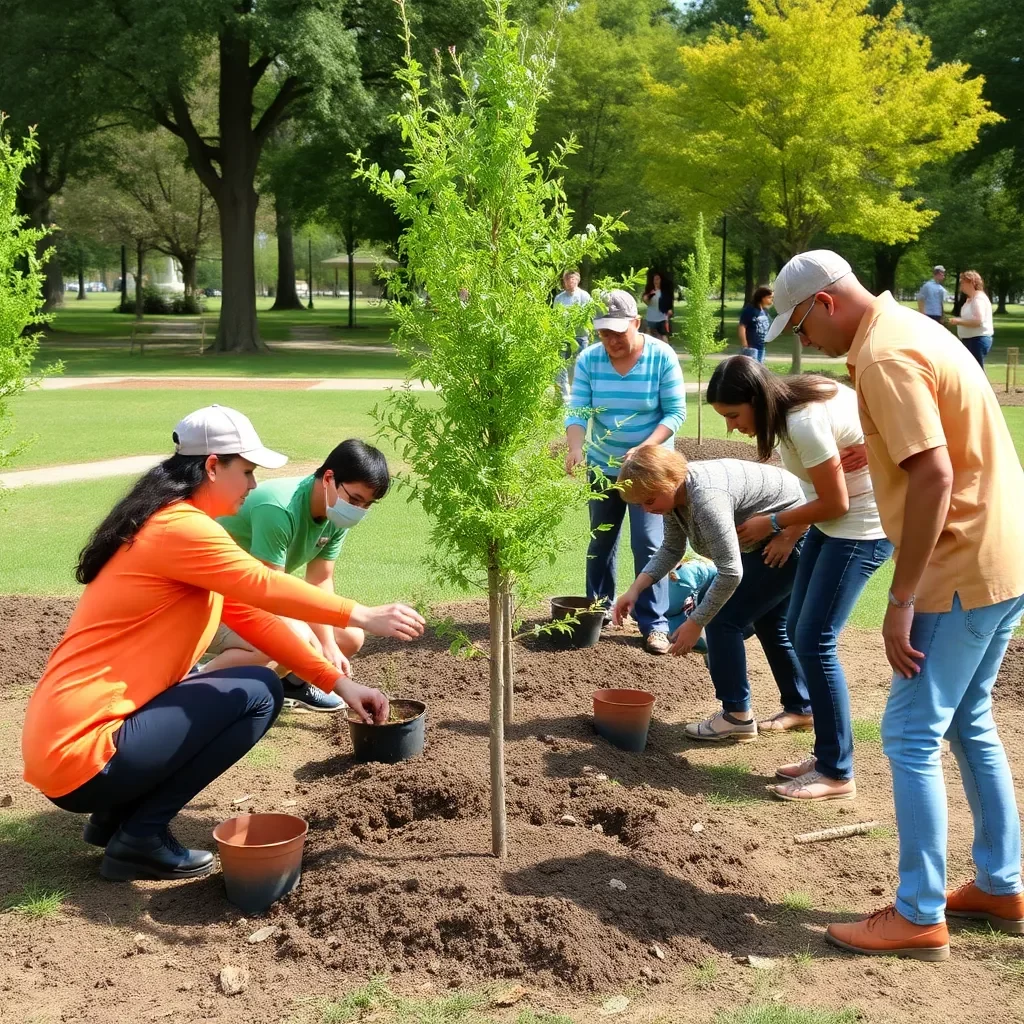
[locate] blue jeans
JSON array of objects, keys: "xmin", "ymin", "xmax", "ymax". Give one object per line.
[
  {"xmin": 51, "ymin": 668, "xmax": 283, "ymax": 837},
  {"xmin": 787, "ymin": 528, "xmax": 893, "ymax": 780},
  {"xmin": 963, "ymin": 335, "xmax": 993, "ymax": 368},
  {"xmin": 882, "ymin": 592, "xmax": 1024, "ymax": 924},
  {"xmin": 587, "ymin": 475, "xmax": 669, "ymax": 636},
  {"xmin": 740, "ymin": 345, "xmax": 765, "ymax": 363},
  {"xmin": 704, "ymin": 543, "xmax": 810, "ymax": 714}
]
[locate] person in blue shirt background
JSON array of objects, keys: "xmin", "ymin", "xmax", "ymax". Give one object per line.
[
  {"xmin": 916, "ymin": 265, "xmax": 949, "ymax": 322},
  {"xmin": 738, "ymin": 286, "xmax": 773, "ymax": 363}
]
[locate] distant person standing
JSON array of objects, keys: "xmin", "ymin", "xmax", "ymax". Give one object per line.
[
  {"xmin": 642, "ymin": 271, "xmax": 674, "ymax": 341},
  {"xmin": 553, "ymin": 269, "xmax": 592, "ymax": 402},
  {"xmin": 916, "ymin": 265, "xmax": 949, "ymax": 322},
  {"xmin": 948, "ymin": 270, "xmax": 994, "ymax": 369},
  {"xmin": 737, "ymin": 286, "xmax": 773, "ymax": 363}
]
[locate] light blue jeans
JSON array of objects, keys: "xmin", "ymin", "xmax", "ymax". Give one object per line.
[{"xmin": 882, "ymin": 592, "xmax": 1024, "ymax": 924}]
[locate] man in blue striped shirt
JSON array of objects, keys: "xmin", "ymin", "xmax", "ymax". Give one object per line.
[{"xmin": 565, "ymin": 289, "xmax": 686, "ymax": 654}]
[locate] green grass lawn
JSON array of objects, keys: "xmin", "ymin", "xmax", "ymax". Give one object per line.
[
  {"xmin": 37, "ymin": 294, "xmax": 1024, "ymax": 387},
  {"xmin": 4, "ymin": 389, "xmax": 1022, "ymax": 630}
]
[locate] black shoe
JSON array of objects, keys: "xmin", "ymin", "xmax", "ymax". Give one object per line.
[
  {"xmin": 83, "ymin": 811, "xmax": 121, "ymax": 848},
  {"xmin": 281, "ymin": 674, "xmax": 345, "ymax": 713},
  {"xmin": 100, "ymin": 828, "xmax": 215, "ymax": 881}
]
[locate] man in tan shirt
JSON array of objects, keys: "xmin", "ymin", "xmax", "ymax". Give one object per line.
[{"xmin": 764, "ymin": 251, "xmax": 1024, "ymax": 960}]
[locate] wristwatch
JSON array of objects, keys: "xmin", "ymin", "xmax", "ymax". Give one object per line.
[
  {"xmin": 769, "ymin": 513, "xmax": 782, "ymax": 534},
  {"xmin": 888, "ymin": 590, "xmax": 915, "ymax": 609}
]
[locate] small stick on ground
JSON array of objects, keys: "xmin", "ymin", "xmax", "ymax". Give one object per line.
[{"xmin": 793, "ymin": 821, "xmax": 880, "ymax": 845}]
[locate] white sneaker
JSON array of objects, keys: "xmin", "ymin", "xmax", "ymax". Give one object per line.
[{"xmin": 684, "ymin": 710, "xmax": 758, "ymax": 743}]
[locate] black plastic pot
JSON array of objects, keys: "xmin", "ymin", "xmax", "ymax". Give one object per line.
[
  {"xmin": 550, "ymin": 597, "xmax": 606, "ymax": 649},
  {"xmin": 347, "ymin": 699, "xmax": 427, "ymax": 764}
]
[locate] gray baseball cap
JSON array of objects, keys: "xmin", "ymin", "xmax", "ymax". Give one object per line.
[
  {"xmin": 593, "ymin": 289, "xmax": 639, "ymax": 332},
  {"xmin": 173, "ymin": 405, "xmax": 288, "ymax": 469}
]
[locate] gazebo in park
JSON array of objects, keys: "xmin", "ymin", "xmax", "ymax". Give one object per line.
[{"xmin": 320, "ymin": 248, "xmax": 398, "ymax": 327}]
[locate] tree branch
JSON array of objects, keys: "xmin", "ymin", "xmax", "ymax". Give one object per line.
[
  {"xmin": 166, "ymin": 86, "xmax": 222, "ymax": 196},
  {"xmin": 252, "ymin": 76, "xmax": 313, "ymax": 149}
]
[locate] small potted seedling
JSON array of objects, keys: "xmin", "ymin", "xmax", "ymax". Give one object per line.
[
  {"xmin": 346, "ymin": 656, "xmax": 426, "ymax": 764},
  {"xmin": 548, "ymin": 596, "xmax": 608, "ymax": 649}
]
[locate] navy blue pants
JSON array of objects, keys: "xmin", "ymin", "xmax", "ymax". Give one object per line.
[{"xmin": 51, "ymin": 668, "xmax": 283, "ymax": 837}]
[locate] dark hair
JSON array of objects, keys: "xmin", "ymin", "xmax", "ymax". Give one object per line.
[
  {"xmin": 706, "ymin": 356, "xmax": 838, "ymax": 461},
  {"xmin": 314, "ymin": 439, "xmax": 391, "ymax": 499},
  {"xmin": 75, "ymin": 453, "xmax": 237, "ymax": 585},
  {"xmin": 750, "ymin": 285, "xmax": 773, "ymax": 307}
]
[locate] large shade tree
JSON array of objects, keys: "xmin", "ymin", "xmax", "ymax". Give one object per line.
[
  {"xmin": 21, "ymin": 0, "xmax": 367, "ymax": 350},
  {"xmin": 645, "ymin": 0, "xmax": 1000, "ymax": 368}
]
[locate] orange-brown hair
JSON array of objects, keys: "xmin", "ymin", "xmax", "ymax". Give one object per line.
[
  {"xmin": 961, "ymin": 270, "xmax": 985, "ymax": 293},
  {"xmin": 618, "ymin": 446, "xmax": 689, "ymax": 504}
]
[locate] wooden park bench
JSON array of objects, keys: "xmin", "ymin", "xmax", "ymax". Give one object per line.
[{"xmin": 129, "ymin": 317, "xmax": 207, "ymax": 356}]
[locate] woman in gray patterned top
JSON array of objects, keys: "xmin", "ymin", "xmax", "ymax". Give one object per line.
[{"xmin": 612, "ymin": 446, "xmax": 812, "ymax": 743}]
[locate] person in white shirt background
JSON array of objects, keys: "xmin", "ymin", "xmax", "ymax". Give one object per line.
[
  {"xmin": 708, "ymin": 354, "xmax": 893, "ymax": 803},
  {"xmin": 916, "ymin": 265, "xmax": 949, "ymax": 322},
  {"xmin": 947, "ymin": 269, "xmax": 995, "ymax": 368},
  {"xmin": 553, "ymin": 269, "xmax": 592, "ymax": 402}
]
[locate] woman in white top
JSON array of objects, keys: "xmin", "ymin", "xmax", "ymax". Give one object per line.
[
  {"xmin": 948, "ymin": 269, "xmax": 994, "ymax": 368},
  {"xmin": 642, "ymin": 271, "xmax": 673, "ymax": 341},
  {"xmin": 708, "ymin": 356, "xmax": 893, "ymax": 801}
]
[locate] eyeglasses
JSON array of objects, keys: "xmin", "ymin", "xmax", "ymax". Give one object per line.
[
  {"xmin": 338, "ymin": 481, "xmax": 375, "ymax": 510},
  {"xmin": 791, "ymin": 298, "xmax": 818, "ymax": 337}
]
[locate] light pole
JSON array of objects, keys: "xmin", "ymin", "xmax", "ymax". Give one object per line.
[{"xmin": 307, "ymin": 237, "xmax": 315, "ymax": 311}]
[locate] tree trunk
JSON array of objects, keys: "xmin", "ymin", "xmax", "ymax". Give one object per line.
[
  {"xmin": 872, "ymin": 244, "xmax": 903, "ymax": 296},
  {"xmin": 502, "ymin": 589, "xmax": 514, "ymax": 726},
  {"xmin": 488, "ymin": 561, "xmax": 507, "ymax": 859},
  {"xmin": 135, "ymin": 240, "xmax": 145, "ymax": 320},
  {"xmin": 270, "ymin": 195, "xmax": 304, "ymax": 311},
  {"xmin": 697, "ymin": 363, "xmax": 703, "ymax": 445},
  {"xmin": 77, "ymin": 254, "xmax": 87, "ymax": 301},
  {"xmin": 952, "ymin": 272, "xmax": 964, "ymax": 317},
  {"xmin": 743, "ymin": 245, "xmax": 754, "ymax": 305},
  {"xmin": 120, "ymin": 245, "xmax": 129, "ymax": 311},
  {"xmin": 216, "ymin": 180, "xmax": 263, "ymax": 350},
  {"xmin": 791, "ymin": 335, "xmax": 802, "ymax": 374},
  {"xmin": 348, "ymin": 244, "xmax": 356, "ymax": 329},
  {"xmin": 996, "ymin": 283, "xmax": 1009, "ymax": 316},
  {"xmin": 180, "ymin": 255, "xmax": 198, "ymax": 301},
  {"xmin": 757, "ymin": 241, "xmax": 773, "ymax": 289}
]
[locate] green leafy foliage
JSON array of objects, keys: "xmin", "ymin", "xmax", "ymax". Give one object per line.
[
  {"xmin": 358, "ymin": 1, "xmax": 625, "ymax": 600},
  {"xmin": 0, "ymin": 122, "xmax": 50, "ymax": 470},
  {"xmin": 682, "ymin": 214, "xmax": 722, "ymax": 443}
]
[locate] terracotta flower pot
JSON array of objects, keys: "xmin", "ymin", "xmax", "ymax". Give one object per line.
[
  {"xmin": 593, "ymin": 688, "xmax": 656, "ymax": 752},
  {"xmin": 213, "ymin": 813, "xmax": 308, "ymax": 915}
]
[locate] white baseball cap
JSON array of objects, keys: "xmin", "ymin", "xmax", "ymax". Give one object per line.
[
  {"xmin": 933, "ymin": 265, "xmax": 946, "ymax": 273},
  {"xmin": 593, "ymin": 289, "xmax": 640, "ymax": 332},
  {"xmin": 764, "ymin": 250, "xmax": 853, "ymax": 344},
  {"xmin": 172, "ymin": 405, "xmax": 288, "ymax": 469}
]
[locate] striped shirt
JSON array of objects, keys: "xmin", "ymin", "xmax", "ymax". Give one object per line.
[{"xmin": 565, "ymin": 335, "xmax": 685, "ymax": 476}]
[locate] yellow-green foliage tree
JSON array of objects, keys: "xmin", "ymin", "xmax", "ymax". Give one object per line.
[{"xmin": 645, "ymin": 0, "xmax": 1000, "ymax": 368}]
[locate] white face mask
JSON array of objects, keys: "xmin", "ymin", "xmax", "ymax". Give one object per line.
[{"xmin": 324, "ymin": 479, "xmax": 368, "ymax": 529}]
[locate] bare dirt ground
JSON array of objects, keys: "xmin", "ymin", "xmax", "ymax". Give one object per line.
[{"xmin": 2, "ymin": 595, "xmax": 1024, "ymax": 1024}]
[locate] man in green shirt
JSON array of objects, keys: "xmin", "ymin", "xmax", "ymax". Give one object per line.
[{"xmin": 204, "ymin": 439, "xmax": 391, "ymax": 711}]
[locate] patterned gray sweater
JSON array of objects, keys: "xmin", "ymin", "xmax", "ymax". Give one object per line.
[{"xmin": 643, "ymin": 459, "xmax": 803, "ymax": 627}]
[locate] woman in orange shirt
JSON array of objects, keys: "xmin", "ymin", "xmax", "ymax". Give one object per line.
[{"xmin": 22, "ymin": 405, "xmax": 425, "ymax": 883}]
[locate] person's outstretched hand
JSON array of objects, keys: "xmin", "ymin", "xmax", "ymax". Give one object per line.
[
  {"xmin": 612, "ymin": 590, "xmax": 636, "ymax": 626},
  {"xmin": 335, "ymin": 678, "xmax": 390, "ymax": 724},
  {"xmin": 350, "ymin": 603, "xmax": 425, "ymax": 641}
]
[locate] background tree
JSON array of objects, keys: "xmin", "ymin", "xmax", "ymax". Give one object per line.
[
  {"xmin": 29, "ymin": 0, "xmax": 368, "ymax": 351},
  {"xmin": 360, "ymin": 1, "xmax": 622, "ymax": 858},
  {"xmin": 682, "ymin": 214, "xmax": 722, "ymax": 444},
  {"xmin": 645, "ymin": 0, "xmax": 1000, "ymax": 369},
  {"xmin": 532, "ymin": 0, "xmax": 685, "ymax": 284},
  {"xmin": 0, "ymin": 125, "xmax": 50, "ymax": 471}
]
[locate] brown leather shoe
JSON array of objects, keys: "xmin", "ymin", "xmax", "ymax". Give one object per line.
[
  {"xmin": 946, "ymin": 880, "xmax": 1024, "ymax": 935},
  {"xmin": 826, "ymin": 905, "xmax": 949, "ymax": 961}
]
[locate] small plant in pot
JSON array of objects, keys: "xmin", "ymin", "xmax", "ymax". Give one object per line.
[
  {"xmin": 548, "ymin": 596, "xmax": 608, "ymax": 649},
  {"xmin": 346, "ymin": 656, "xmax": 427, "ymax": 764}
]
